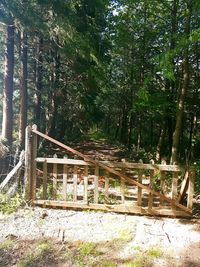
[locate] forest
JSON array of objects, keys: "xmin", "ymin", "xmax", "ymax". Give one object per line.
[
  {"xmin": 0, "ymin": 0, "xmax": 199, "ymax": 166},
  {"xmin": 0, "ymin": 1, "xmax": 200, "ymax": 266}
]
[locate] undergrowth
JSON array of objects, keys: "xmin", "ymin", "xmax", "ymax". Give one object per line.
[{"xmin": 0, "ymin": 193, "xmax": 24, "ymax": 214}]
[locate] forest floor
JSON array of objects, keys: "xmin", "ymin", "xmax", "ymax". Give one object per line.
[
  {"xmin": 0, "ymin": 208, "xmax": 200, "ymax": 267},
  {"xmin": 1, "ymin": 139, "xmax": 200, "ymax": 267}
]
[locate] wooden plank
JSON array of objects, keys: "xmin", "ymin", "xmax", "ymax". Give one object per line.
[
  {"xmin": 43, "ymin": 160, "xmax": 47, "ymax": 199},
  {"xmin": 33, "ymin": 200, "xmax": 192, "ymax": 218},
  {"xmin": 172, "ymin": 172, "xmax": 178, "ymax": 210},
  {"xmin": 187, "ymin": 170, "xmax": 195, "ymax": 210},
  {"xmin": 31, "ymin": 127, "xmax": 37, "ymax": 202},
  {"xmin": 35, "ymin": 157, "xmax": 183, "ymax": 172},
  {"xmin": 104, "ymin": 172, "xmax": 109, "ymax": 203},
  {"xmin": 36, "ymin": 158, "xmax": 89, "ymax": 166},
  {"xmin": 94, "ymin": 166, "xmax": 99, "ymax": 204},
  {"xmin": 99, "ymin": 161, "xmax": 184, "ymax": 172},
  {"xmin": 120, "ymin": 167, "xmax": 126, "ymax": 203},
  {"xmin": 148, "ymin": 170, "xmax": 154, "ymax": 210},
  {"xmin": 83, "ymin": 165, "xmax": 88, "ymax": 203},
  {"xmin": 159, "ymin": 171, "xmax": 166, "ymax": 207},
  {"xmin": 137, "ymin": 170, "xmax": 142, "ymax": 206},
  {"xmin": 73, "ymin": 165, "xmax": 78, "ymax": 202},
  {"xmin": 63, "ymin": 165, "xmax": 67, "ymax": 201},
  {"xmin": 31, "ymin": 128, "xmax": 192, "ymax": 215},
  {"xmin": 172, "ymin": 172, "xmax": 178, "ymax": 199},
  {"xmin": 53, "ymin": 162, "xmax": 57, "ymax": 199},
  {"xmin": 120, "ymin": 178, "xmax": 125, "ymax": 204},
  {"xmin": 178, "ymin": 170, "xmax": 189, "ymax": 203}
]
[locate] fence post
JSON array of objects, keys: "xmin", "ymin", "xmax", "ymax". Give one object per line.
[
  {"xmin": 31, "ymin": 125, "xmax": 38, "ymax": 202},
  {"xmin": 187, "ymin": 168, "xmax": 195, "ymax": 210},
  {"xmin": 24, "ymin": 125, "xmax": 32, "ymax": 200}
]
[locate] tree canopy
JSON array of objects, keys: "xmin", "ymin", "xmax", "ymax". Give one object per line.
[{"xmin": 0, "ymin": 0, "xmax": 199, "ymax": 164}]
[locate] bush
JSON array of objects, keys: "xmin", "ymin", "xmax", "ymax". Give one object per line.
[{"xmin": 0, "ymin": 193, "xmax": 24, "ymax": 214}]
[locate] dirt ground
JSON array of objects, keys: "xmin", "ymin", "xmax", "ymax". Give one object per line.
[{"xmin": 0, "ymin": 207, "xmax": 200, "ymax": 267}]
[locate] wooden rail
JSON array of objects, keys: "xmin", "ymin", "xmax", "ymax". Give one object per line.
[
  {"xmin": 25, "ymin": 125, "xmax": 195, "ymax": 218},
  {"xmin": 0, "ymin": 150, "xmax": 25, "ymax": 190}
]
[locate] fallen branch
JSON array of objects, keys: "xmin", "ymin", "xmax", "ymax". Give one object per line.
[{"xmin": 0, "ymin": 150, "xmax": 25, "ymax": 190}]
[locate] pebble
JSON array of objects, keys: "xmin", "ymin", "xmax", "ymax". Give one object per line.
[{"xmin": 0, "ymin": 207, "xmax": 200, "ymax": 262}]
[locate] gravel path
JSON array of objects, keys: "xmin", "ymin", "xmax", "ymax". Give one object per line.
[{"xmin": 1, "ymin": 207, "xmax": 200, "ymax": 266}]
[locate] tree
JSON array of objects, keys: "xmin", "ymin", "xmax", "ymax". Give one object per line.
[
  {"xmin": 18, "ymin": 32, "xmax": 28, "ymax": 150},
  {"xmin": 2, "ymin": 20, "xmax": 14, "ymax": 147},
  {"xmin": 171, "ymin": 0, "xmax": 192, "ymax": 163}
]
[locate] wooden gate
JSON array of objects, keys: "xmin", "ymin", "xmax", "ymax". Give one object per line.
[{"xmin": 25, "ymin": 125, "xmax": 195, "ymax": 218}]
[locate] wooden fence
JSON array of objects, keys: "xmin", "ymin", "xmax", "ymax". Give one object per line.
[{"xmin": 25, "ymin": 125, "xmax": 195, "ymax": 218}]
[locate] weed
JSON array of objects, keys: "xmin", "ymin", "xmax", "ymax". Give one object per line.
[
  {"xmin": 118, "ymin": 228, "xmax": 133, "ymax": 242},
  {"xmin": 36, "ymin": 240, "xmax": 52, "ymax": 253},
  {"xmin": 147, "ymin": 247, "xmax": 163, "ymax": 258},
  {"xmin": 0, "ymin": 238, "xmax": 15, "ymax": 250},
  {"xmin": 17, "ymin": 240, "xmax": 53, "ymax": 267},
  {"xmin": 37, "ymin": 218, "xmax": 45, "ymax": 227},
  {"xmin": 125, "ymin": 254, "xmax": 153, "ymax": 267},
  {"xmin": 99, "ymin": 260, "xmax": 117, "ymax": 267},
  {"xmin": 78, "ymin": 242, "xmax": 99, "ymax": 257},
  {"xmin": 132, "ymin": 246, "xmax": 142, "ymax": 251},
  {"xmin": 125, "ymin": 263, "xmax": 139, "ymax": 267},
  {"xmin": 0, "ymin": 193, "xmax": 23, "ymax": 214},
  {"xmin": 125, "ymin": 247, "xmax": 163, "ymax": 267}
]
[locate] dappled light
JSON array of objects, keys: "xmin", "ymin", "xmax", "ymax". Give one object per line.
[{"xmin": 0, "ymin": 0, "xmax": 199, "ymax": 266}]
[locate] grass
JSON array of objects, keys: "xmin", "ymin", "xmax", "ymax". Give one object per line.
[
  {"xmin": 0, "ymin": 193, "xmax": 24, "ymax": 214},
  {"xmin": 17, "ymin": 240, "xmax": 53, "ymax": 267},
  {"xmin": 0, "ymin": 238, "xmax": 15, "ymax": 250},
  {"xmin": 0, "ymin": 235, "xmax": 167, "ymax": 267},
  {"xmin": 118, "ymin": 227, "xmax": 134, "ymax": 242},
  {"xmin": 78, "ymin": 242, "xmax": 99, "ymax": 257},
  {"xmin": 147, "ymin": 247, "xmax": 163, "ymax": 258},
  {"xmin": 125, "ymin": 247, "xmax": 164, "ymax": 267},
  {"xmin": 99, "ymin": 260, "xmax": 118, "ymax": 267}
]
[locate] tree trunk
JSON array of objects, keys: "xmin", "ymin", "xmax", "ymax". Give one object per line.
[
  {"xmin": 2, "ymin": 21, "xmax": 15, "ymax": 147},
  {"xmin": 128, "ymin": 114, "xmax": 133, "ymax": 149},
  {"xmin": 19, "ymin": 32, "xmax": 28, "ymax": 150},
  {"xmin": 156, "ymin": 126, "xmax": 165, "ymax": 162},
  {"xmin": 48, "ymin": 54, "xmax": 60, "ymax": 137},
  {"xmin": 137, "ymin": 116, "xmax": 141, "ymax": 152},
  {"xmin": 166, "ymin": 0, "xmax": 179, "ymax": 155},
  {"xmin": 120, "ymin": 106, "xmax": 128, "ymax": 144},
  {"xmin": 171, "ymin": 1, "xmax": 192, "ymax": 164},
  {"xmin": 34, "ymin": 37, "xmax": 43, "ymax": 129},
  {"xmin": 115, "ymin": 113, "xmax": 121, "ymax": 140}
]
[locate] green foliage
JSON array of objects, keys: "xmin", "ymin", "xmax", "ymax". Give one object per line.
[
  {"xmin": 147, "ymin": 247, "xmax": 163, "ymax": 258},
  {"xmin": 87, "ymin": 127, "xmax": 108, "ymax": 141},
  {"xmin": 125, "ymin": 247, "xmax": 163, "ymax": 267},
  {"xmin": 124, "ymin": 145, "xmax": 155, "ymax": 163},
  {"xmin": 99, "ymin": 261, "xmax": 117, "ymax": 267},
  {"xmin": 0, "ymin": 0, "xmax": 199, "ymax": 167},
  {"xmin": 195, "ymin": 162, "xmax": 200, "ymax": 190},
  {"xmin": 0, "ymin": 193, "xmax": 24, "ymax": 214},
  {"xmin": 118, "ymin": 228, "xmax": 133, "ymax": 242},
  {"xmin": 0, "ymin": 238, "xmax": 15, "ymax": 250},
  {"xmin": 78, "ymin": 242, "xmax": 99, "ymax": 257}
]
